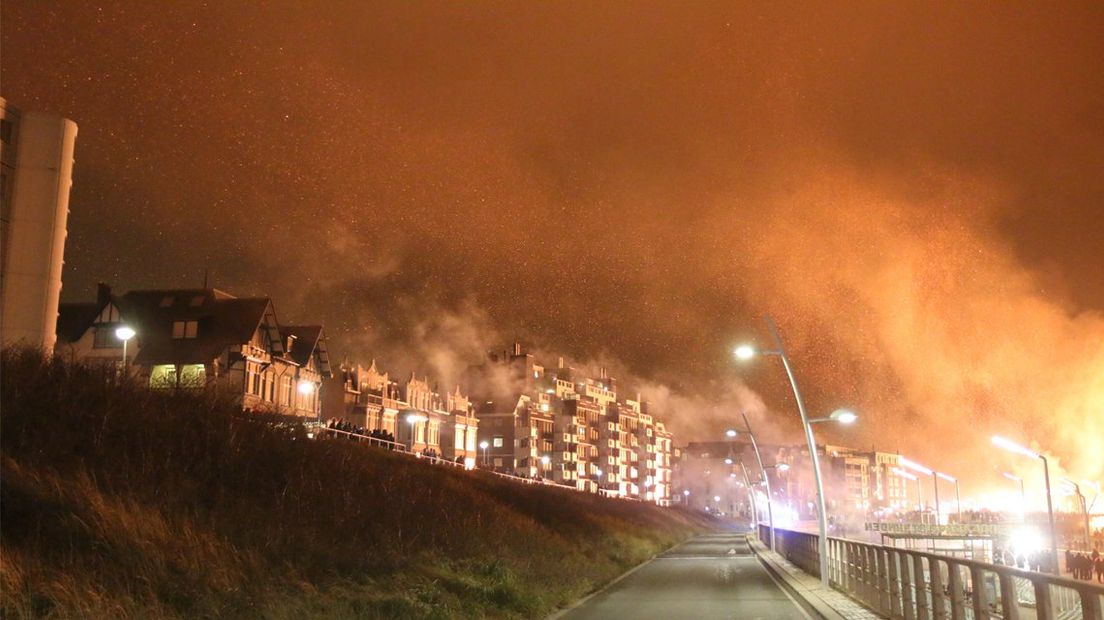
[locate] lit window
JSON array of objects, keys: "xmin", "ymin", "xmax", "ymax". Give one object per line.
[
  {"xmin": 172, "ymin": 320, "xmax": 198, "ymax": 339},
  {"xmin": 180, "ymin": 364, "xmax": 206, "ymax": 387},
  {"xmin": 149, "ymin": 364, "xmax": 177, "ymax": 388},
  {"xmin": 492, "ymin": 436, "xmax": 504, "ymax": 448}
]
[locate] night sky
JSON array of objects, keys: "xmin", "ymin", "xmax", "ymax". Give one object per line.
[{"xmin": 4, "ymin": 2, "xmax": 1103, "ymax": 483}]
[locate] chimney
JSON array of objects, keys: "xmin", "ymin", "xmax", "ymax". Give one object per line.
[
  {"xmin": 513, "ymin": 341, "xmax": 522, "ymax": 356},
  {"xmin": 600, "ymin": 366, "xmax": 607, "ymax": 380},
  {"xmin": 96, "ymin": 282, "xmax": 111, "ymax": 307},
  {"xmin": 558, "ymin": 356, "xmax": 564, "ymax": 369}
]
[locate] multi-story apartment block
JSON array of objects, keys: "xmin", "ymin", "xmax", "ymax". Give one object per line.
[
  {"xmin": 56, "ymin": 284, "xmax": 330, "ymax": 419},
  {"xmin": 470, "ymin": 343, "xmax": 673, "ymax": 504}
]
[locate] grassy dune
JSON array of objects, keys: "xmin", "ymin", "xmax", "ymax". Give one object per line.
[{"xmin": 0, "ymin": 349, "xmax": 711, "ymax": 619}]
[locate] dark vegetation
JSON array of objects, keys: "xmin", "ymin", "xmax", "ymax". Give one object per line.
[{"xmin": 0, "ymin": 349, "xmax": 712, "ymax": 618}]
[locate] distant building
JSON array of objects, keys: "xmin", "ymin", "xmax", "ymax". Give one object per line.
[
  {"xmin": 55, "ymin": 284, "xmax": 330, "ymax": 419},
  {"xmin": 469, "ymin": 342, "xmax": 674, "ymax": 504},
  {"xmin": 0, "ymin": 97, "xmax": 78, "ymax": 352},
  {"xmin": 320, "ymin": 359, "xmax": 479, "ymax": 466}
]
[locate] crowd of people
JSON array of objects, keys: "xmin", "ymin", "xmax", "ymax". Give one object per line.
[
  {"xmin": 323, "ymin": 419, "xmax": 396, "ymax": 445},
  {"xmin": 992, "ymin": 547, "xmax": 1053, "ymax": 573},
  {"xmin": 1065, "ymin": 548, "xmax": 1104, "ymax": 583}
]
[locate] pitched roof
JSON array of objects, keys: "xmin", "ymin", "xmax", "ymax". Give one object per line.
[
  {"xmin": 56, "ymin": 302, "xmax": 102, "ymax": 343},
  {"xmin": 116, "ymin": 289, "xmax": 276, "ymax": 365},
  {"xmin": 279, "ymin": 325, "xmax": 331, "ymax": 378}
]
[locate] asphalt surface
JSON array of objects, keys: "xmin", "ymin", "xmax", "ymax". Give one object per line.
[{"xmin": 559, "ymin": 533, "xmax": 813, "ymax": 620}]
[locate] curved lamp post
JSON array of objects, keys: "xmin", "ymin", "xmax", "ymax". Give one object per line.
[
  {"xmin": 1061, "ymin": 478, "xmax": 1092, "ymax": 551},
  {"xmin": 936, "ymin": 472, "xmax": 961, "ymax": 522},
  {"xmin": 733, "ymin": 317, "xmax": 855, "ymax": 587},
  {"xmin": 992, "ymin": 436, "xmax": 1059, "ymax": 574},
  {"xmin": 901, "ymin": 457, "xmax": 945, "ymax": 525}
]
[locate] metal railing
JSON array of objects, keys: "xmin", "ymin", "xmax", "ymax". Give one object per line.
[
  {"xmin": 317, "ymin": 427, "xmax": 643, "ymax": 499},
  {"xmin": 759, "ymin": 525, "xmax": 1104, "ymax": 619}
]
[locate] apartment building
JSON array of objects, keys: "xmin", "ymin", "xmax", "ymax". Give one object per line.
[{"xmin": 470, "ymin": 343, "xmax": 674, "ymax": 504}]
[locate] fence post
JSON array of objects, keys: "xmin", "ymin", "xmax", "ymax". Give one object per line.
[
  {"xmin": 969, "ymin": 566, "xmax": 989, "ymax": 620},
  {"xmin": 876, "ymin": 548, "xmax": 892, "ymax": 615},
  {"xmin": 913, "ymin": 554, "xmax": 930, "ymax": 620},
  {"xmin": 1032, "ymin": 581, "xmax": 1053, "ymax": 620},
  {"xmin": 997, "ymin": 572, "xmax": 1019, "ymax": 620},
  {"xmin": 889, "ymin": 549, "xmax": 905, "ymax": 619},
  {"xmin": 1080, "ymin": 587, "xmax": 1103, "ymax": 620},
  {"xmin": 901, "ymin": 550, "xmax": 916, "ymax": 620},
  {"xmin": 929, "ymin": 558, "xmax": 947, "ymax": 620},
  {"xmin": 947, "ymin": 562, "xmax": 966, "ymax": 620}
]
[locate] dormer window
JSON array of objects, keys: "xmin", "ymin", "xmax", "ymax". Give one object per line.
[
  {"xmin": 160, "ymin": 296, "xmax": 174, "ymax": 307},
  {"xmin": 172, "ymin": 320, "xmax": 198, "ymax": 339},
  {"xmin": 189, "ymin": 295, "xmax": 204, "ymax": 307}
]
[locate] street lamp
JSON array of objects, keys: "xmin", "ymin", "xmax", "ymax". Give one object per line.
[
  {"xmin": 725, "ymin": 413, "xmax": 779, "ymax": 551},
  {"xmin": 733, "ymin": 317, "xmax": 838, "ymax": 586},
  {"xmin": 992, "ymin": 436, "xmax": 1059, "ymax": 574},
  {"xmin": 936, "ymin": 472, "xmax": 962, "ymax": 522},
  {"xmin": 1003, "ymin": 472, "xmax": 1027, "ymax": 519},
  {"xmin": 893, "ymin": 467, "xmax": 922, "ymax": 510},
  {"xmin": 1061, "ymin": 478, "xmax": 1092, "ymax": 551},
  {"xmin": 115, "ymin": 325, "xmax": 136, "ymax": 376},
  {"xmin": 405, "ymin": 412, "xmax": 428, "ymax": 451},
  {"xmin": 901, "ymin": 457, "xmax": 942, "ymax": 525},
  {"xmin": 808, "ymin": 409, "xmax": 859, "ymax": 425},
  {"xmin": 479, "ymin": 440, "xmax": 489, "ymax": 466}
]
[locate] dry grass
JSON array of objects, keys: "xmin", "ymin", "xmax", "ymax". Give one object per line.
[{"xmin": 0, "ymin": 348, "xmax": 712, "ymax": 618}]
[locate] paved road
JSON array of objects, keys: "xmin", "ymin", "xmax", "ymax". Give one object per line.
[{"xmin": 559, "ymin": 533, "xmax": 813, "ymax": 620}]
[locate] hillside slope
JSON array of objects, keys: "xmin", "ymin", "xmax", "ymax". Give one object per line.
[{"xmin": 0, "ymin": 349, "xmax": 711, "ymax": 619}]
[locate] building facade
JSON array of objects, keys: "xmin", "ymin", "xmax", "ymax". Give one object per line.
[
  {"xmin": 0, "ymin": 98, "xmax": 78, "ymax": 352},
  {"xmin": 469, "ymin": 343, "xmax": 674, "ymax": 504},
  {"xmin": 55, "ymin": 284, "xmax": 330, "ymax": 419}
]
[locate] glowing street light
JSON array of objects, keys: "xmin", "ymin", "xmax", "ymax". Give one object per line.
[
  {"xmin": 733, "ymin": 345, "xmax": 755, "ymax": 360},
  {"xmin": 733, "ymin": 317, "xmax": 833, "ymax": 586},
  {"xmin": 404, "ymin": 412, "xmax": 428, "ymax": 451},
  {"xmin": 808, "ymin": 409, "xmax": 858, "ymax": 425},
  {"xmin": 297, "ymin": 380, "xmax": 315, "ymax": 395},
  {"xmin": 725, "ymin": 428, "xmax": 738, "ymax": 438},
  {"xmin": 479, "ymin": 440, "xmax": 489, "ymax": 466},
  {"xmin": 992, "ymin": 436, "xmax": 1059, "ymax": 574},
  {"xmin": 115, "ymin": 325, "xmax": 136, "ymax": 375}
]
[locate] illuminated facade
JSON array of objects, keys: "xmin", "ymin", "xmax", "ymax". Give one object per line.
[
  {"xmin": 320, "ymin": 361, "xmax": 479, "ymax": 464},
  {"xmin": 55, "ymin": 284, "xmax": 330, "ymax": 419},
  {"xmin": 470, "ymin": 343, "xmax": 674, "ymax": 504}
]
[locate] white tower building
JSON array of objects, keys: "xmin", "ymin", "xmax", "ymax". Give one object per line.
[{"xmin": 0, "ymin": 97, "xmax": 78, "ymax": 352}]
